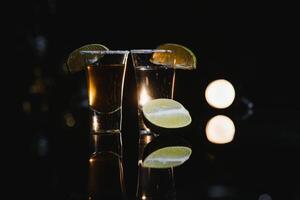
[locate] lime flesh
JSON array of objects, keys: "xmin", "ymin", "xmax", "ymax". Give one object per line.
[
  {"xmin": 142, "ymin": 98, "xmax": 191, "ymax": 129},
  {"xmin": 150, "ymin": 43, "xmax": 197, "ymax": 70},
  {"xmin": 67, "ymin": 43, "xmax": 109, "ymax": 73}
]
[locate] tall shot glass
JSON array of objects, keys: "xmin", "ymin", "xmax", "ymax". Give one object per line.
[
  {"xmin": 130, "ymin": 49, "xmax": 175, "ymax": 135},
  {"xmin": 85, "ymin": 50, "xmax": 129, "ymax": 135}
]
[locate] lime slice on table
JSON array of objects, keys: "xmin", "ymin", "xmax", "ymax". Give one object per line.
[
  {"xmin": 150, "ymin": 43, "xmax": 197, "ymax": 70},
  {"xmin": 142, "ymin": 98, "xmax": 192, "ymax": 131},
  {"xmin": 142, "ymin": 135, "xmax": 192, "ymax": 169},
  {"xmin": 66, "ymin": 43, "xmax": 109, "ymax": 73}
]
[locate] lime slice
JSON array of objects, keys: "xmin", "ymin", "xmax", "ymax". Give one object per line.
[
  {"xmin": 142, "ymin": 98, "xmax": 191, "ymax": 130},
  {"xmin": 150, "ymin": 43, "xmax": 197, "ymax": 70},
  {"xmin": 67, "ymin": 43, "xmax": 109, "ymax": 73},
  {"xmin": 143, "ymin": 146, "xmax": 192, "ymax": 169}
]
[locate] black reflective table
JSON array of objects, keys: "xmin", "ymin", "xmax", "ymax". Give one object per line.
[
  {"xmin": 9, "ymin": 2, "xmax": 299, "ymax": 198},
  {"xmin": 19, "ymin": 74, "xmax": 300, "ymax": 200}
]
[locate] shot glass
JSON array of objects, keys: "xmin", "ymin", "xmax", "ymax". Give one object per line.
[
  {"xmin": 130, "ymin": 49, "xmax": 175, "ymax": 135},
  {"xmin": 85, "ymin": 50, "xmax": 129, "ymax": 134}
]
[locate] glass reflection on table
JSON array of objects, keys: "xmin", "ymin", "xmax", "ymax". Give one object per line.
[{"xmin": 136, "ymin": 134, "xmax": 176, "ymax": 200}]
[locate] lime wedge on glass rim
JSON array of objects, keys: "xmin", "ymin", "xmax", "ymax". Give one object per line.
[
  {"xmin": 142, "ymin": 135, "xmax": 192, "ymax": 169},
  {"xmin": 142, "ymin": 98, "xmax": 192, "ymax": 130},
  {"xmin": 66, "ymin": 43, "xmax": 109, "ymax": 73},
  {"xmin": 150, "ymin": 43, "xmax": 197, "ymax": 70}
]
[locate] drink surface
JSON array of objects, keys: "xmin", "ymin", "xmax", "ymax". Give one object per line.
[{"xmin": 87, "ymin": 64, "xmax": 125, "ymax": 113}]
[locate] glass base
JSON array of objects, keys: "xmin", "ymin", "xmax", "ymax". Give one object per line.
[
  {"xmin": 91, "ymin": 109, "xmax": 121, "ymax": 134},
  {"xmin": 91, "ymin": 132, "xmax": 123, "ymax": 157}
]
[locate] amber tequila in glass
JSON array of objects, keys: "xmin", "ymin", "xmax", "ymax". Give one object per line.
[{"xmin": 85, "ymin": 50, "xmax": 129, "ymax": 134}]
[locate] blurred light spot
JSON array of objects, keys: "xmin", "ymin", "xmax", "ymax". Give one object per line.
[
  {"xmin": 92, "ymin": 114, "xmax": 99, "ymax": 132},
  {"xmin": 89, "ymin": 157, "xmax": 95, "ymax": 163},
  {"xmin": 30, "ymin": 79, "xmax": 46, "ymax": 94},
  {"xmin": 205, "ymin": 79, "xmax": 235, "ymax": 109},
  {"xmin": 207, "ymin": 185, "xmax": 235, "ymax": 198},
  {"xmin": 34, "ymin": 35, "xmax": 47, "ymax": 57},
  {"xmin": 37, "ymin": 136, "xmax": 48, "ymax": 157},
  {"xmin": 241, "ymin": 96, "xmax": 254, "ymax": 109},
  {"xmin": 139, "ymin": 86, "xmax": 151, "ymax": 106},
  {"xmin": 205, "ymin": 115, "xmax": 235, "ymax": 144},
  {"xmin": 258, "ymin": 193, "xmax": 272, "ymax": 200},
  {"xmin": 81, "ymin": 99, "xmax": 89, "ymax": 108},
  {"xmin": 140, "ymin": 134, "xmax": 153, "ymax": 145},
  {"xmin": 88, "ymin": 80, "xmax": 96, "ymax": 107},
  {"xmin": 64, "ymin": 113, "xmax": 76, "ymax": 127},
  {"xmin": 138, "ymin": 159, "xmax": 143, "ymax": 165},
  {"xmin": 241, "ymin": 96, "xmax": 254, "ymax": 120},
  {"xmin": 206, "ymin": 152, "xmax": 216, "ymax": 161},
  {"xmin": 22, "ymin": 101, "xmax": 32, "ymax": 113},
  {"xmin": 142, "ymin": 194, "xmax": 147, "ymax": 200},
  {"xmin": 144, "ymin": 135, "xmax": 153, "ymax": 144}
]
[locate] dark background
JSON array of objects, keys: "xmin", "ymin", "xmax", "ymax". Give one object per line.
[{"xmin": 7, "ymin": 1, "xmax": 300, "ymax": 200}]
